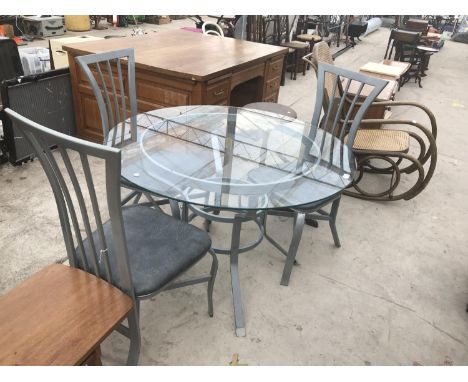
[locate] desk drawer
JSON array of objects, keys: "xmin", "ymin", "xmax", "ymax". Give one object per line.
[
  {"xmin": 265, "ymin": 76, "xmax": 281, "ymax": 97},
  {"xmin": 206, "ymin": 80, "xmax": 230, "ymax": 104},
  {"xmin": 266, "ymin": 57, "xmax": 284, "ymax": 80}
]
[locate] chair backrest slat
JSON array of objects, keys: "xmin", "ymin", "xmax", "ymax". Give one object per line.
[
  {"xmin": 39, "ymin": 141, "xmax": 93, "ymax": 272},
  {"xmin": 318, "ymin": 75, "xmax": 338, "ymax": 157},
  {"xmin": 327, "ymin": 76, "xmax": 352, "ymax": 167},
  {"xmin": 57, "ymin": 146, "xmax": 102, "ymax": 276},
  {"xmin": 79, "ymin": 152, "xmax": 113, "ymax": 283},
  {"xmin": 22, "ymin": 131, "xmax": 82, "ymax": 268},
  {"xmin": 311, "ymin": 62, "xmax": 387, "ymax": 172},
  {"xmin": 4, "ymin": 108, "xmax": 135, "ymax": 298},
  {"xmin": 76, "ymin": 49, "xmax": 137, "ymax": 147},
  {"xmin": 116, "ymin": 59, "xmax": 127, "ymax": 144},
  {"xmin": 106, "ymin": 60, "xmax": 122, "ymax": 130}
]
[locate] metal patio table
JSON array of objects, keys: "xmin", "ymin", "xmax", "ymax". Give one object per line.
[{"xmin": 119, "ymin": 105, "xmax": 354, "ymax": 336}]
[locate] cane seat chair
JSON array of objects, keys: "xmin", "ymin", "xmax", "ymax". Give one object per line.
[
  {"xmin": 248, "ymin": 63, "xmax": 387, "ymax": 286},
  {"xmin": 4, "ymin": 108, "xmax": 218, "ymax": 365},
  {"xmin": 305, "ymin": 42, "xmax": 438, "ymax": 201}
]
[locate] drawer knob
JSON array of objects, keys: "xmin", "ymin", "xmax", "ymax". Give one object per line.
[{"xmin": 213, "ymin": 90, "xmax": 225, "ymax": 96}]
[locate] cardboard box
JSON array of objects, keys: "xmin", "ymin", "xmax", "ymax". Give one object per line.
[
  {"xmin": 50, "ymin": 35, "xmax": 104, "ymax": 69},
  {"xmin": 0, "ymin": 24, "xmax": 14, "ymax": 38}
]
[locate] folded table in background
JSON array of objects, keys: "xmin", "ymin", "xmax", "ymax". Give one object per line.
[{"xmin": 63, "ymin": 30, "xmax": 288, "ymax": 143}]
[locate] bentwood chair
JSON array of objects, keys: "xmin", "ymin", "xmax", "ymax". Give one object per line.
[
  {"xmin": 251, "ymin": 63, "xmax": 387, "ymax": 285},
  {"xmin": 4, "ymin": 108, "xmax": 218, "ymax": 365},
  {"xmin": 75, "ymin": 48, "xmax": 168, "ymax": 208},
  {"xmin": 202, "ymin": 22, "xmax": 224, "ymax": 37},
  {"xmin": 305, "ymin": 42, "xmax": 438, "ymax": 202}
]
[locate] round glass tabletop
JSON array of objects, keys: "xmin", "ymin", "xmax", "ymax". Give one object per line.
[{"xmin": 120, "ymin": 105, "xmax": 355, "ymax": 210}]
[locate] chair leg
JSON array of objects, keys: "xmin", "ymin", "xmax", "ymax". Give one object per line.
[
  {"xmin": 293, "ymin": 50, "xmax": 299, "ymax": 80},
  {"xmin": 280, "ymin": 212, "xmax": 305, "ymax": 286},
  {"xmin": 82, "ymin": 346, "xmax": 102, "ymax": 366},
  {"xmin": 281, "ymin": 56, "xmax": 287, "ymax": 85},
  {"xmin": 207, "ymin": 249, "xmax": 218, "ymax": 317},
  {"xmin": 133, "ymin": 192, "xmax": 143, "ymax": 205},
  {"xmin": 261, "ymin": 210, "xmax": 268, "ymax": 235},
  {"xmin": 302, "ymin": 48, "xmax": 306, "ymax": 76},
  {"xmin": 121, "ymin": 190, "xmax": 141, "ymax": 206},
  {"xmin": 126, "ymin": 306, "xmax": 141, "ymax": 366},
  {"xmin": 329, "ymin": 198, "xmax": 341, "ymax": 248}
]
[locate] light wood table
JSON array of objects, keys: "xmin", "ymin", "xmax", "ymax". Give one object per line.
[
  {"xmin": 0, "ymin": 264, "xmax": 132, "ymax": 365},
  {"xmin": 64, "ymin": 30, "xmax": 288, "ymax": 142}
]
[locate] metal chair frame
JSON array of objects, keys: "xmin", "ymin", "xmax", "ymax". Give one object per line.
[
  {"xmin": 263, "ymin": 63, "xmax": 387, "ymax": 285},
  {"xmin": 75, "ymin": 49, "xmax": 168, "ymax": 208},
  {"xmin": 304, "ymin": 42, "xmax": 438, "ymax": 201},
  {"xmin": 4, "ymin": 108, "xmax": 218, "ymax": 365}
]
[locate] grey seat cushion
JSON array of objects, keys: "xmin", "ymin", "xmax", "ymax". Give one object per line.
[{"xmin": 76, "ymin": 205, "xmax": 211, "ymax": 297}]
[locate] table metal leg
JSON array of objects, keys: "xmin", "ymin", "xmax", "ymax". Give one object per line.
[
  {"xmin": 181, "ymin": 202, "xmax": 189, "ymax": 222},
  {"xmin": 230, "ymin": 215, "xmax": 246, "ymax": 337},
  {"xmin": 185, "ymin": 204, "xmax": 264, "ymax": 337}
]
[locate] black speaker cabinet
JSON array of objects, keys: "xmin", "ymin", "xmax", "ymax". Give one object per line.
[{"xmin": 1, "ymin": 68, "xmax": 76, "ymax": 165}]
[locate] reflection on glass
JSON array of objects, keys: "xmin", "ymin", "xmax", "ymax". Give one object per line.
[{"xmin": 120, "ymin": 105, "xmax": 354, "ymax": 210}]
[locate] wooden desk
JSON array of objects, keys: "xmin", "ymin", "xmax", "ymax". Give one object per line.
[{"xmin": 64, "ymin": 30, "xmax": 288, "ymax": 142}]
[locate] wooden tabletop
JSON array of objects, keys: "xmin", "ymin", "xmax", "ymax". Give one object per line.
[
  {"xmin": 360, "ymin": 62, "xmax": 404, "ymax": 78},
  {"xmin": 342, "ymin": 78, "xmax": 397, "ymax": 101},
  {"xmin": 0, "ymin": 264, "xmax": 133, "ymax": 365},
  {"xmin": 63, "ymin": 29, "xmax": 288, "ymax": 81}
]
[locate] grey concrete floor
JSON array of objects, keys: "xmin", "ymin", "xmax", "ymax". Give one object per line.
[{"xmin": 1, "ymin": 18, "xmax": 468, "ymax": 365}]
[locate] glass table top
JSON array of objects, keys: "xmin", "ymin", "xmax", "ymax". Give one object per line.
[{"xmin": 120, "ymin": 105, "xmax": 355, "ymax": 210}]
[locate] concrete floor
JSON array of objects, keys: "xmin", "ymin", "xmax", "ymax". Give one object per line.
[{"xmin": 1, "ymin": 18, "xmax": 468, "ymax": 365}]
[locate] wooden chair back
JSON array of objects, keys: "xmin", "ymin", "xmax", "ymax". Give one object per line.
[{"xmin": 384, "ymin": 29, "xmax": 421, "ymax": 61}]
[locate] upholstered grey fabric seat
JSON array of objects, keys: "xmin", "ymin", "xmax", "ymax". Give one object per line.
[{"xmin": 77, "ymin": 205, "xmax": 212, "ymax": 296}]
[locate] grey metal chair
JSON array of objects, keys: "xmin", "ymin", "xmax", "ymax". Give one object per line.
[
  {"xmin": 4, "ymin": 108, "xmax": 218, "ymax": 365},
  {"xmin": 75, "ymin": 48, "xmax": 168, "ymax": 207},
  {"xmin": 259, "ymin": 63, "xmax": 387, "ymax": 286}
]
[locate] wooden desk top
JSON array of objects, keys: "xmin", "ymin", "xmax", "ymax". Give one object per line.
[
  {"xmin": 63, "ymin": 29, "xmax": 288, "ymax": 81},
  {"xmin": 0, "ymin": 264, "xmax": 132, "ymax": 365}
]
